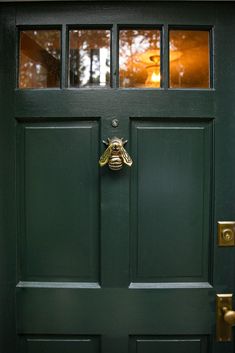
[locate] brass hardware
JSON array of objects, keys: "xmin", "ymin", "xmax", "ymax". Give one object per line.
[
  {"xmin": 99, "ymin": 137, "xmax": 133, "ymax": 171},
  {"xmin": 223, "ymin": 307, "xmax": 235, "ymax": 326},
  {"xmin": 218, "ymin": 222, "xmax": 235, "ymax": 246},
  {"xmin": 111, "ymin": 119, "xmax": 119, "ymax": 128},
  {"xmin": 216, "ymin": 294, "xmax": 235, "ymax": 341}
]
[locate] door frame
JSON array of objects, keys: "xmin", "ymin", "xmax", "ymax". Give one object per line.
[
  {"xmin": 1, "ymin": 0, "xmax": 235, "ymax": 2},
  {"xmin": 0, "ymin": 2, "xmax": 235, "ymax": 353}
]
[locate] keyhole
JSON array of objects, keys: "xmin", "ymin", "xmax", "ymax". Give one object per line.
[{"xmin": 222, "ymin": 229, "xmax": 234, "ymax": 242}]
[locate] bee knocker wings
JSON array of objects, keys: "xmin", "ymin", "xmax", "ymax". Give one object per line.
[
  {"xmin": 121, "ymin": 145, "xmax": 133, "ymax": 167},
  {"xmin": 99, "ymin": 137, "xmax": 133, "ymax": 170},
  {"xmin": 99, "ymin": 142, "xmax": 112, "ymax": 167}
]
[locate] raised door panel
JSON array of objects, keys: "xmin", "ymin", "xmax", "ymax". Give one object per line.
[
  {"xmin": 17, "ymin": 121, "xmax": 100, "ymax": 283},
  {"xmin": 130, "ymin": 120, "xmax": 213, "ymax": 284}
]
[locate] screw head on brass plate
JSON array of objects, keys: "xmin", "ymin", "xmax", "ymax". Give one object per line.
[{"xmin": 218, "ymin": 222, "xmax": 235, "ymax": 246}]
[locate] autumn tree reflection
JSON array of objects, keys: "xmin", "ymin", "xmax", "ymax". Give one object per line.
[
  {"xmin": 19, "ymin": 30, "xmax": 61, "ymax": 88},
  {"xmin": 69, "ymin": 30, "xmax": 110, "ymax": 88}
]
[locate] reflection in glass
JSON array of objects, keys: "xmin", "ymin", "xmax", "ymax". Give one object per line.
[
  {"xmin": 119, "ymin": 29, "xmax": 161, "ymax": 88},
  {"xmin": 19, "ymin": 30, "xmax": 61, "ymax": 88},
  {"xmin": 170, "ymin": 30, "xmax": 210, "ymax": 88},
  {"xmin": 69, "ymin": 30, "xmax": 110, "ymax": 88}
]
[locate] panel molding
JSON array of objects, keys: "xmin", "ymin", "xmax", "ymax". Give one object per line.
[
  {"xmin": 16, "ymin": 281, "xmax": 101, "ymax": 289},
  {"xmin": 129, "ymin": 282, "xmax": 213, "ymax": 289},
  {"xmin": 20, "ymin": 335, "xmax": 100, "ymax": 353},
  {"xmin": 130, "ymin": 336, "xmax": 208, "ymax": 353}
]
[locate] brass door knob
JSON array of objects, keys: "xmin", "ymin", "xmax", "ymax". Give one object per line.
[
  {"xmin": 217, "ymin": 294, "xmax": 235, "ymax": 341},
  {"xmin": 223, "ymin": 307, "xmax": 235, "ymax": 326}
]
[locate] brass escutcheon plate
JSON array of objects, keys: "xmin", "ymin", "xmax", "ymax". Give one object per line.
[
  {"xmin": 216, "ymin": 294, "xmax": 233, "ymax": 342},
  {"xmin": 218, "ymin": 222, "xmax": 235, "ymax": 246}
]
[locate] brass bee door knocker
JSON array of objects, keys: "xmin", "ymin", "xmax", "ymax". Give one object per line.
[{"xmin": 99, "ymin": 137, "xmax": 133, "ymax": 171}]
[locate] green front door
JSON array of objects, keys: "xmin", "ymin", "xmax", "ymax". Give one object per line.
[{"xmin": 1, "ymin": 2, "xmax": 235, "ymax": 353}]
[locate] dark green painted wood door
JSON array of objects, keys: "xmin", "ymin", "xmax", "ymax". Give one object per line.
[{"xmin": 0, "ymin": 2, "xmax": 235, "ymax": 353}]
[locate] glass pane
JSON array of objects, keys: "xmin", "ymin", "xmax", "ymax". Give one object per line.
[
  {"xmin": 119, "ymin": 29, "xmax": 161, "ymax": 88},
  {"xmin": 19, "ymin": 30, "xmax": 61, "ymax": 89},
  {"xmin": 169, "ymin": 30, "xmax": 210, "ymax": 88},
  {"xmin": 69, "ymin": 29, "xmax": 110, "ymax": 88}
]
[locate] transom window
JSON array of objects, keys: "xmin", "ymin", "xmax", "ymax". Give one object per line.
[
  {"xmin": 19, "ymin": 29, "xmax": 61, "ymax": 89},
  {"xmin": 18, "ymin": 27, "xmax": 211, "ymax": 89},
  {"xmin": 69, "ymin": 29, "xmax": 111, "ymax": 88},
  {"xmin": 119, "ymin": 29, "xmax": 162, "ymax": 88},
  {"xmin": 169, "ymin": 30, "xmax": 210, "ymax": 88}
]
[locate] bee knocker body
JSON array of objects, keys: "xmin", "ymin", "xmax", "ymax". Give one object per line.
[{"xmin": 99, "ymin": 137, "xmax": 133, "ymax": 171}]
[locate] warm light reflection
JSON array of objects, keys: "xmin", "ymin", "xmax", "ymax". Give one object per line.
[
  {"xmin": 170, "ymin": 30, "xmax": 210, "ymax": 88},
  {"xmin": 120, "ymin": 29, "xmax": 210, "ymax": 89},
  {"xmin": 151, "ymin": 72, "xmax": 161, "ymax": 83},
  {"xmin": 19, "ymin": 30, "xmax": 61, "ymax": 88},
  {"xmin": 119, "ymin": 29, "xmax": 161, "ymax": 88},
  {"xmin": 145, "ymin": 66, "xmax": 161, "ymax": 87},
  {"xmin": 69, "ymin": 29, "xmax": 110, "ymax": 88},
  {"xmin": 145, "ymin": 53, "xmax": 161, "ymax": 86}
]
